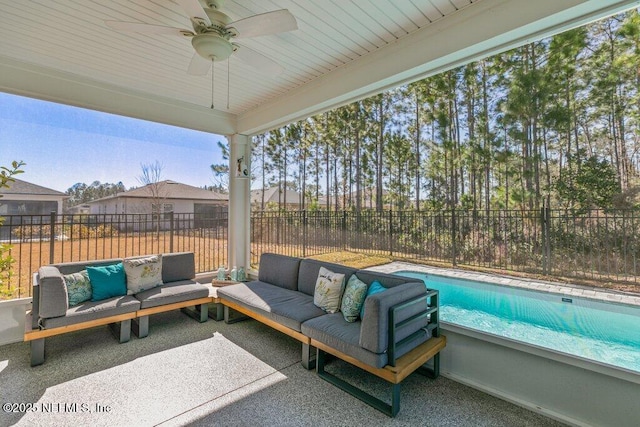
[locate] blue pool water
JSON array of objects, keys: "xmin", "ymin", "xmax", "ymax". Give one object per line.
[{"xmin": 397, "ymin": 271, "xmax": 640, "ymax": 373}]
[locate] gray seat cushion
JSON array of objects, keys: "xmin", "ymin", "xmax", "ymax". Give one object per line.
[
  {"xmin": 301, "ymin": 313, "xmax": 386, "ymax": 368},
  {"xmin": 41, "ymin": 295, "xmax": 140, "ymax": 329},
  {"xmin": 218, "ymin": 281, "xmax": 326, "ymax": 331},
  {"xmin": 134, "ymin": 280, "xmax": 209, "ymax": 309}
]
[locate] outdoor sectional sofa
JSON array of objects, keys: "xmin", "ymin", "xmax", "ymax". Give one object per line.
[
  {"xmin": 25, "ymin": 252, "xmax": 211, "ymax": 366},
  {"xmin": 217, "ymin": 253, "xmax": 446, "ymax": 416}
]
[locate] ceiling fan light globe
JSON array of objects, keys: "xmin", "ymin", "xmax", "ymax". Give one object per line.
[{"xmin": 191, "ymin": 34, "xmax": 233, "ymax": 61}]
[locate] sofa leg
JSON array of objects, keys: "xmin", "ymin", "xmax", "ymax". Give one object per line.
[
  {"xmin": 180, "ymin": 304, "xmax": 209, "ymax": 323},
  {"xmin": 132, "ymin": 316, "xmax": 149, "ymax": 338},
  {"xmin": 223, "ymin": 305, "xmax": 248, "ymax": 324},
  {"xmin": 30, "ymin": 338, "xmax": 45, "ymax": 367},
  {"xmin": 109, "ymin": 319, "xmax": 132, "ymax": 343},
  {"xmin": 316, "ymin": 348, "xmax": 401, "ymax": 417},
  {"xmin": 301, "ymin": 342, "xmax": 316, "ymax": 370},
  {"xmin": 417, "ymin": 352, "xmax": 440, "ymax": 379},
  {"xmin": 208, "ymin": 302, "xmax": 224, "ymax": 321}
]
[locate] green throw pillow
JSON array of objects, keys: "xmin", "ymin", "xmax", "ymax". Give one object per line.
[
  {"xmin": 340, "ymin": 274, "xmax": 368, "ymax": 322},
  {"xmin": 64, "ymin": 270, "xmax": 92, "ymax": 307},
  {"xmin": 88, "ymin": 263, "xmax": 127, "ymax": 301},
  {"xmin": 360, "ymin": 280, "xmax": 387, "ymax": 319}
]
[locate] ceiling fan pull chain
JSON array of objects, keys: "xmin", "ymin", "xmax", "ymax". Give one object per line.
[
  {"xmin": 211, "ymin": 59, "xmax": 215, "ymax": 109},
  {"xmin": 227, "ymin": 59, "xmax": 230, "ymax": 110}
]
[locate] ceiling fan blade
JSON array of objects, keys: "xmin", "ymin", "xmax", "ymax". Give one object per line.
[
  {"xmin": 231, "ymin": 10, "xmax": 297, "ymax": 39},
  {"xmin": 105, "ymin": 20, "xmax": 192, "ymax": 36},
  {"xmin": 234, "ymin": 44, "xmax": 284, "ymax": 77},
  {"xmin": 187, "ymin": 52, "xmax": 212, "ymax": 76},
  {"xmin": 175, "ymin": 0, "xmax": 211, "ymax": 26}
]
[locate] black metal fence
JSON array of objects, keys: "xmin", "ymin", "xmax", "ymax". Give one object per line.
[
  {"xmin": 3, "ymin": 208, "xmax": 639, "ymax": 299},
  {"xmin": 251, "ymin": 208, "xmax": 640, "ymax": 285},
  {"xmin": 1, "ymin": 212, "xmax": 228, "ymax": 299}
]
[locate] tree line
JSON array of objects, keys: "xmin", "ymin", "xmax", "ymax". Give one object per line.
[{"xmin": 251, "ymin": 10, "xmax": 640, "ymax": 213}]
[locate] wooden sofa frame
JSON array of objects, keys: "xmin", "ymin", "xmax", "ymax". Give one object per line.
[
  {"xmin": 24, "ymin": 272, "xmax": 215, "ymax": 367},
  {"xmin": 218, "ymin": 287, "xmax": 446, "ymax": 417}
]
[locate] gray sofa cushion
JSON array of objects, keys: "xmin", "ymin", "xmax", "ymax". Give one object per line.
[
  {"xmin": 54, "ymin": 258, "xmax": 122, "ymax": 275},
  {"xmin": 258, "ymin": 253, "xmax": 301, "ymax": 291},
  {"xmin": 37, "ymin": 266, "xmax": 69, "ymax": 319},
  {"xmin": 218, "ymin": 281, "xmax": 326, "ymax": 331},
  {"xmin": 41, "ymin": 295, "xmax": 140, "ymax": 329},
  {"xmin": 356, "ymin": 270, "xmax": 414, "ymax": 288},
  {"xmin": 162, "ymin": 252, "xmax": 195, "ymax": 283},
  {"xmin": 301, "ymin": 313, "xmax": 386, "ymax": 368},
  {"xmin": 297, "ymin": 259, "xmax": 358, "ymax": 296},
  {"xmin": 359, "ymin": 281, "xmax": 430, "ymax": 354},
  {"xmin": 135, "ymin": 280, "xmax": 209, "ymax": 309}
]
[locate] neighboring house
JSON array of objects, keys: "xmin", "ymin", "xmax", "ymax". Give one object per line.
[
  {"xmin": 0, "ymin": 178, "xmax": 67, "ymax": 216},
  {"xmin": 251, "ymin": 186, "xmax": 303, "ymax": 210},
  {"xmin": 84, "ymin": 180, "xmax": 228, "ymax": 230}
]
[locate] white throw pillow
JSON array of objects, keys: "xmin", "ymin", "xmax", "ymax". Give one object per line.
[
  {"xmin": 313, "ymin": 266, "xmax": 346, "ymax": 313},
  {"xmin": 124, "ymin": 254, "xmax": 163, "ymax": 295}
]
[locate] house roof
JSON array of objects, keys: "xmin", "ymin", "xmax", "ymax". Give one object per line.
[
  {"xmin": 89, "ymin": 180, "xmax": 228, "ymax": 203},
  {"xmin": 0, "ymin": 178, "xmax": 67, "ymax": 197},
  {"xmin": 251, "ymin": 187, "xmax": 302, "ymax": 205}
]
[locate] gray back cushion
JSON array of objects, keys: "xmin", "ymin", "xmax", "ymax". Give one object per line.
[
  {"xmin": 162, "ymin": 252, "xmax": 195, "ymax": 282},
  {"xmin": 258, "ymin": 253, "xmax": 301, "ymax": 290},
  {"xmin": 355, "ymin": 270, "xmax": 414, "ymax": 288},
  {"xmin": 297, "ymin": 259, "xmax": 358, "ymax": 296},
  {"xmin": 37, "ymin": 266, "xmax": 69, "ymax": 318},
  {"xmin": 54, "ymin": 258, "xmax": 122, "ymax": 275}
]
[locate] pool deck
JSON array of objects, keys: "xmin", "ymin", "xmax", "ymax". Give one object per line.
[{"xmin": 366, "ymin": 262, "xmax": 640, "ymax": 307}]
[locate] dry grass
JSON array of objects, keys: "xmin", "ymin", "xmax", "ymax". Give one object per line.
[{"xmin": 307, "ymin": 251, "xmax": 392, "ymax": 269}]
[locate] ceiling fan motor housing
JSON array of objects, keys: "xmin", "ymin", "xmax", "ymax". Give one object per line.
[{"xmin": 191, "ymin": 34, "xmax": 233, "ymax": 61}]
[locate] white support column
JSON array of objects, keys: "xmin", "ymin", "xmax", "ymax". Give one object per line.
[{"xmin": 228, "ymin": 134, "xmax": 251, "ymax": 271}]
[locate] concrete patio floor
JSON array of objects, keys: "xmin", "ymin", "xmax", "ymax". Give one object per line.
[{"xmin": 0, "ymin": 310, "xmax": 564, "ymax": 427}]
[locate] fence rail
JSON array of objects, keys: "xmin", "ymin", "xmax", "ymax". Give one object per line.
[
  {"xmin": 1, "ymin": 212, "xmax": 228, "ymax": 299},
  {"xmin": 251, "ymin": 208, "xmax": 640, "ymax": 286},
  {"xmin": 2, "ymin": 208, "xmax": 639, "ymax": 299}
]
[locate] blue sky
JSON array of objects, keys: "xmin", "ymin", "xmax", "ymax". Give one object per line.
[{"xmin": 0, "ymin": 92, "xmax": 226, "ymax": 192}]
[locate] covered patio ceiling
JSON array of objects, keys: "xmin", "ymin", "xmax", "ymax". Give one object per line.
[{"xmin": 1, "ymin": 0, "xmax": 638, "ymax": 137}]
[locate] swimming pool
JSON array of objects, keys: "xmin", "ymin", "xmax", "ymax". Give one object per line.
[{"xmin": 397, "ymin": 271, "xmax": 640, "ymax": 373}]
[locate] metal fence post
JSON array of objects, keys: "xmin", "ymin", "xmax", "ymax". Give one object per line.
[
  {"xmin": 342, "ymin": 211, "xmax": 347, "ymax": 250},
  {"xmin": 49, "ymin": 211, "xmax": 56, "ymax": 264},
  {"xmin": 541, "ymin": 201, "xmax": 551, "ymax": 275},
  {"xmin": 302, "ymin": 210, "xmax": 307, "ymax": 258},
  {"xmin": 169, "ymin": 211, "xmax": 174, "ymax": 253},
  {"xmin": 451, "ymin": 207, "xmax": 457, "ymax": 267},
  {"xmin": 389, "ymin": 210, "xmax": 393, "ymax": 256}
]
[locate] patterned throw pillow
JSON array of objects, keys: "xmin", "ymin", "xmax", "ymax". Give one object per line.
[
  {"xmin": 340, "ymin": 274, "xmax": 367, "ymax": 322},
  {"xmin": 313, "ymin": 266, "xmax": 346, "ymax": 313},
  {"xmin": 64, "ymin": 270, "xmax": 92, "ymax": 307},
  {"xmin": 124, "ymin": 254, "xmax": 163, "ymax": 295}
]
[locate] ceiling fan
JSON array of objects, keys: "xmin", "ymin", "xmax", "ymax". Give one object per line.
[{"xmin": 106, "ymin": 0, "xmax": 297, "ymax": 107}]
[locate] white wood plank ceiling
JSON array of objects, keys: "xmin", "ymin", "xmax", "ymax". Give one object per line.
[
  {"xmin": 0, "ymin": 0, "xmax": 638, "ymax": 136},
  {"xmin": 0, "ymin": 0, "xmax": 471, "ymax": 114}
]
